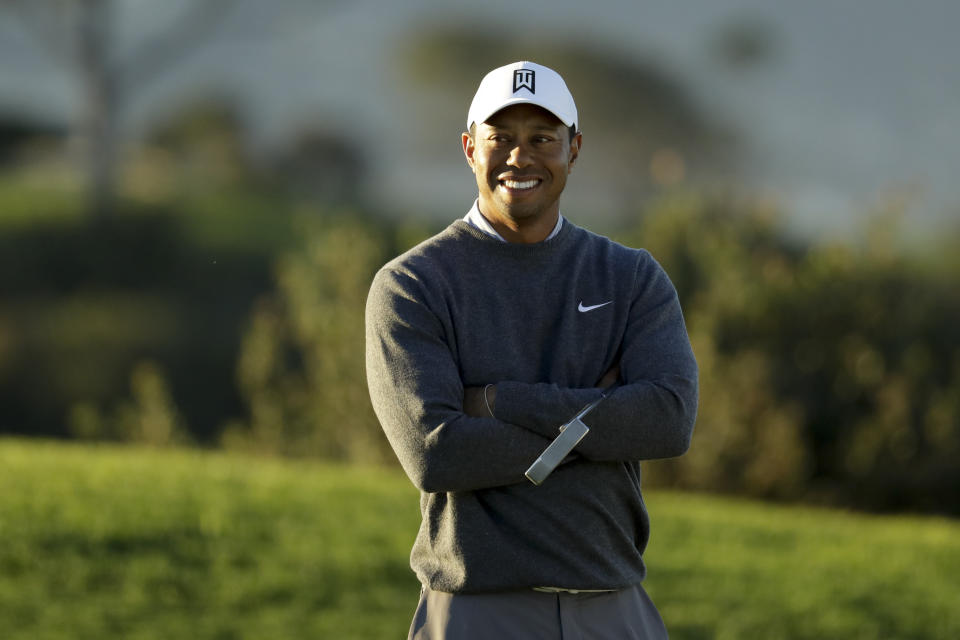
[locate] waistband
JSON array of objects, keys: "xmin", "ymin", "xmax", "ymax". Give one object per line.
[{"xmin": 532, "ymin": 586, "xmax": 618, "ymax": 594}]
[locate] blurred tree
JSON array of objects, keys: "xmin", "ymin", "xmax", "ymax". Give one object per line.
[
  {"xmin": 137, "ymin": 95, "xmax": 255, "ymax": 197},
  {"xmin": 745, "ymin": 238, "xmax": 960, "ymax": 511},
  {"xmin": 1, "ymin": 0, "xmax": 240, "ymax": 220},
  {"xmin": 223, "ymin": 215, "xmax": 403, "ymax": 463},
  {"xmin": 617, "ymin": 193, "xmax": 811, "ymax": 499},
  {"xmin": 265, "ymin": 128, "xmax": 368, "ymax": 206},
  {"xmin": 708, "ymin": 13, "xmax": 779, "ymax": 71},
  {"xmin": 0, "ymin": 112, "xmax": 67, "ymax": 167},
  {"xmin": 69, "ymin": 359, "xmax": 192, "ymax": 447},
  {"xmin": 0, "ymin": 200, "xmax": 278, "ymax": 444},
  {"xmin": 400, "ymin": 28, "xmax": 739, "ymax": 219},
  {"xmin": 0, "ymin": 0, "xmax": 349, "ymax": 220},
  {"xmin": 621, "ymin": 192, "xmax": 960, "ymax": 513}
]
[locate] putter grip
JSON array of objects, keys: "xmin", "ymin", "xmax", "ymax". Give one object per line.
[{"xmin": 524, "ymin": 418, "xmax": 590, "ymax": 485}]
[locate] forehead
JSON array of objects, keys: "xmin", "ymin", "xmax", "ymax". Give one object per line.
[{"xmin": 481, "ymin": 103, "xmax": 565, "ymax": 130}]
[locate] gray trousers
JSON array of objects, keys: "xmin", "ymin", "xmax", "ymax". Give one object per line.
[{"xmin": 408, "ymin": 585, "xmax": 668, "ymax": 639}]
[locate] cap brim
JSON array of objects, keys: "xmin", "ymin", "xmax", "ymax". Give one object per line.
[{"xmin": 470, "ymin": 97, "xmax": 576, "ymax": 130}]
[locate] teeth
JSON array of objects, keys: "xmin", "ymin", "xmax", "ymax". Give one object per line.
[{"xmin": 502, "ymin": 179, "xmax": 538, "ymax": 190}]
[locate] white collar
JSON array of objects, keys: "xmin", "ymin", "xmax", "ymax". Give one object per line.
[{"xmin": 463, "ymin": 200, "xmax": 564, "ymax": 242}]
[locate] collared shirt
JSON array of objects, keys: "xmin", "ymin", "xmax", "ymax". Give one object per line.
[{"xmin": 463, "ymin": 200, "xmax": 564, "ymax": 242}]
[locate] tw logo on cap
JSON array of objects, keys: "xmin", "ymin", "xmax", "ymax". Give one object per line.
[{"xmin": 513, "ymin": 69, "xmax": 535, "ymax": 94}]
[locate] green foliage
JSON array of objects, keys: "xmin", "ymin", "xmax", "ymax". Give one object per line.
[
  {"xmin": 3, "ymin": 148, "xmax": 958, "ymax": 513},
  {"xmin": 0, "ymin": 191, "xmax": 277, "ymax": 442},
  {"xmin": 742, "ymin": 238, "xmax": 960, "ymax": 510},
  {"xmin": 621, "ymin": 193, "xmax": 960, "ymax": 512},
  {"xmin": 70, "ymin": 360, "xmax": 192, "ymax": 447},
  {"xmin": 2, "ymin": 439, "xmax": 959, "ymax": 640},
  {"xmin": 617, "ymin": 194, "xmax": 811, "ymax": 499},
  {"xmin": 223, "ymin": 215, "xmax": 401, "ymax": 463},
  {"xmin": 0, "ymin": 173, "xmax": 85, "ymax": 231}
]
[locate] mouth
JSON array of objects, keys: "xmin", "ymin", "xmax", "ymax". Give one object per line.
[{"xmin": 498, "ymin": 177, "xmax": 542, "ymax": 193}]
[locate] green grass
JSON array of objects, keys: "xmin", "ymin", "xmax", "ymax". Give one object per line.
[
  {"xmin": 0, "ymin": 439, "xmax": 421, "ymax": 639},
  {"xmin": 2, "ymin": 439, "xmax": 958, "ymax": 639},
  {"xmin": 0, "ymin": 173, "xmax": 85, "ymax": 231},
  {"xmin": 643, "ymin": 492, "xmax": 960, "ymax": 639}
]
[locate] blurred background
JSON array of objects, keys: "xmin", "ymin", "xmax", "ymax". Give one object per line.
[
  {"xmin": 3, "ymin": 0, "xmax": 960, "ymax": 509},
  {"xmin": 1, "ymin": 0, "xmax": 959, "ymax": 636}
]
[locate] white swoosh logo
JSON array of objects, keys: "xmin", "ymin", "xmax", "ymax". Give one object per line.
[{"xmin": 578, "ymin": 300, "xmax": 613, "ymax": 312}]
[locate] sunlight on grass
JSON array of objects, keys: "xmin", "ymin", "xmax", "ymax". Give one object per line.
[
  {"xmin": 644, "ymin": 491, "xmax": 960, "ymax": 639},
  {"xmin": 2, "ymin": 439, "xmax": 958, "ymax": 639},
  {"xmin": 0, "ymin": 173, "xmax": 85, "ymax": 230}
]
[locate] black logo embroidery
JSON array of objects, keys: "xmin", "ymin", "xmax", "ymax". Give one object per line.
[{"xmin": 513, "ymin": 69, "xmax": 535, "ymax": 94}]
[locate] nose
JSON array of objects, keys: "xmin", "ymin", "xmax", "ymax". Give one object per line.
[{"xmin": 506, "ymin": 142, "xmax": 534, "ymax": 168}]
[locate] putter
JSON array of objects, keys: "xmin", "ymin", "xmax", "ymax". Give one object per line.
[{"xmin": 525, "ymin": 394, "xmax": 608, "ymax": 486}]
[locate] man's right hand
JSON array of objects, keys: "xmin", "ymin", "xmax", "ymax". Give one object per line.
[
  {"xmin": 463, "ymin": 385, "xmax": 495, "ymax": 418},
  {"xmin": 597, "ymin": 363, "xmax": 620, "ymax": 389}
]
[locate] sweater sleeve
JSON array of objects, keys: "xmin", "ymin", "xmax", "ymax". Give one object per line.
[
  {"xmin": 494, "ymin": 254, "xmax": 698, "ymax": 461},
  {"xmin": 365, "ymin": 266, "xmax": 555, "ymax": 493}
]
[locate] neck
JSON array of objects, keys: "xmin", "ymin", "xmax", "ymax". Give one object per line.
[{"xmin": 479, "ymin": 205, "xmax": 560, "ymax": 244}]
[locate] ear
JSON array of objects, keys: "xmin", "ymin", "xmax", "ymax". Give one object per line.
[
  {"xmin": 462, "ymin": 132, "xmax": 476, "ymax": 172},
  {"xmin": 567, "ymin": 132, "xmax": 582, "ymax": 174}
]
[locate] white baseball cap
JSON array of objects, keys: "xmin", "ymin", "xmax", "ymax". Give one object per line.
[{"xmin": 467, "ymin": 61, "xmax": 578, "ymax": 131}]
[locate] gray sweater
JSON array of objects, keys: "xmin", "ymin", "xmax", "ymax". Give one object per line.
[{"xmin": 365, "ymin": 219, "xmax": 698, "ymax": 593}]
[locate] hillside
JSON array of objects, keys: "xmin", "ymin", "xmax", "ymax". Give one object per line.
[{"xmin": 2, "ymin": 439, "xmax": 958, "ymax": 639}]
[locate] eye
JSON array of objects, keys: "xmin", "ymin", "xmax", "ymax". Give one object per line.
[{"xmin": 532, "ymin": 134, "xmax": 558, "ymax": 144}]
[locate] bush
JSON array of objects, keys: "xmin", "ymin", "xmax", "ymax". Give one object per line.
[
  {"xmin": 0, "ymin": 203, "xmax": 275, "ymax": 443},
  {"xmin": 222, "ymin": 215, "xmax": 418, "ymax": 463},
  {"xmin": 625, "ymin": 194, "xmax": 960, "ymax": 513}
]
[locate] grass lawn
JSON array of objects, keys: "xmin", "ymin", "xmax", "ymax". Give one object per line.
[
  {"xmin": 2, "ymin": 438, "xmax": 958, "ymax": 639},
  {"xmin": 643, "ymin": 492, "xmax": 960, "ymax": 639}
]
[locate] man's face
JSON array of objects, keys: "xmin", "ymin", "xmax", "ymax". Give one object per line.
[{"xmin": 462, "ymin": 104, "xmax": 581, "ymax": 229}]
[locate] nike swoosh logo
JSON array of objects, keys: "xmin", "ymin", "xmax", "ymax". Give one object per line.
[{"xmin": 578, "ymin": 300, "xmax": 613, "ymax": 312}]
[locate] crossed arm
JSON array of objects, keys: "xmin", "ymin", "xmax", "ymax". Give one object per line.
[
  {"xmin": 463, "ymin": 363, "xmax": 620, "ymax": 418},
  {"xmin": 365, "ymin": 265, "xmax": 697, "ymax": 494}
]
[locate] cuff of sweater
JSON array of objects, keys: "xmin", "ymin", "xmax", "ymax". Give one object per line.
[{"xmin": 494, "ymin": 381, "xmax": 605, "ymax": 438}]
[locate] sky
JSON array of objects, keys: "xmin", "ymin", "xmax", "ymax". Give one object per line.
[{"xmin": 1, "ymin": 0, "xmax": 958, "ymax": 239}]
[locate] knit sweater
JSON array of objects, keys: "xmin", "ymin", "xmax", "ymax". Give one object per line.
[{"xmin": 365, "ymin": 219, "xmax": 698, "ymax": 594}]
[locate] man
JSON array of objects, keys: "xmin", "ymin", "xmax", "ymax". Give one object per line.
[{"xmin": 365, "ymin": 61, "xmax": 698, "ymax": 639}]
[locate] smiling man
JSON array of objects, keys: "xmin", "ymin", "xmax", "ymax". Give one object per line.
[
  {"xmin": 462, "ymin": 100, "xmax": 579, "ymax": 243},
  {"xmin": 366, "ymin": 61, "xmax": 698, "ymax": 639}
]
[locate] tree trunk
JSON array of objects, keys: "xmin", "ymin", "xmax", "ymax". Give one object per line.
[{"xmin": 77, "ymin": 0, "xmax": 117, "ymax": 222}]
